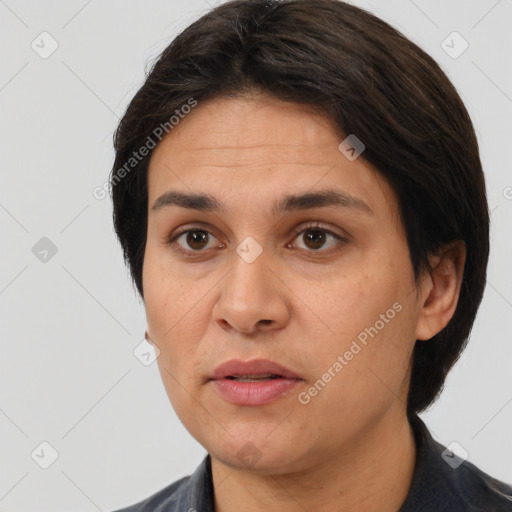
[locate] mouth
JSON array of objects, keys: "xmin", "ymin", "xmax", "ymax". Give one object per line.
[
  {"xmin": 224, "ymin": 373, "xmax": 283, "ymax": 382},
  {"xmin": 209, "ymin": 359, "xmax": 303, "ymax": 406},
  {"xmin": 209, "ymin": 358, "xmax": 302, "ymax": 381}
]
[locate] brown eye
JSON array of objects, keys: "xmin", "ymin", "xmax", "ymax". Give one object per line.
[
  {"xmin": 291, "ymin": 225, "xmax": 346, "ymax": 252},
  {"xmin": 302, "ymin": 229, "xmax": 327, "ymax": 250},
  {"xmin": 167, "ymin": 227, "xmax": 223, "ymax": 255},
  {"xmin": 185, "ymin": 230, "xmax": 209, "ymax": 250}
]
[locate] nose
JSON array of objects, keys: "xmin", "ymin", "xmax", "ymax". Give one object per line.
[{"xmin": 212, "ymin": 246, "xmax": 291, "ymax": 335}]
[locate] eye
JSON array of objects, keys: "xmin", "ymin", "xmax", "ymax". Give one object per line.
[
  {"xmin": 167, "ymin": 226, "xmax": 223, "ymax": 255},
  {"xmin": 166, "ymin": 222, "xmax": 348, "ymax": 257},
  {"xmin": 289, "ymin": 223, "xmax": 348, "ymax": 252}
]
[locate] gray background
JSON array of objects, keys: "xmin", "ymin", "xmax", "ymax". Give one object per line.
[{"xmin": 1, "ymin": 0, "xmax": 511, "ymax": 510}]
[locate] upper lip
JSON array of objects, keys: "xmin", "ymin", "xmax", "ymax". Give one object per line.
[{"xmin": 210, "ymin": 359, "xmax": 302, "ymax": 380}]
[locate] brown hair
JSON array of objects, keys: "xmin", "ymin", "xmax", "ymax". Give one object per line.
[{"xmin": 110, "ymin": 0, "xmax": 489, "ymax": 417}]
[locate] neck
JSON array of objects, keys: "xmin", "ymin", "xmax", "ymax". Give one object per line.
[{"xmin": 211, "ymin": 408, "xmax": 417, "ymax": 512}]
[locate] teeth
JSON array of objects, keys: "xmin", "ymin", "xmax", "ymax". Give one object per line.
[{"xmin": 227, "ymin": 373, "xmax": 280, "ymax": 382}]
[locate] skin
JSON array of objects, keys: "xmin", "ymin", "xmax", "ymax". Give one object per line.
[{"xmin": 143, "ymin": 92, "xmax": 466, "ymax": 512}]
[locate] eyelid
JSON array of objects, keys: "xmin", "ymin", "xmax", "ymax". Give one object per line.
[
  {"xmin": 167, "ymin": 221, "xmax": 349, "ymax": 255},
  {"xmin": 167, "ymin": 224, "xmax": 223, "ymax": 247},
  {"xmin": 291, "ymin": 221, "xmax": 347, "ymax": 240},
  {"xmin": 288, "ymin": 222, "xmax": 349, "ymax": 254}
]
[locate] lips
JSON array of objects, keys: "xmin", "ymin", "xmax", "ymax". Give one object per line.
[
  {"xmin": 210, "ymin": 358, "xmax": 302, "ymax": 381},
  {"xmin": 209, "ymin": 358, "xmax": 303, "ymax": 406}
]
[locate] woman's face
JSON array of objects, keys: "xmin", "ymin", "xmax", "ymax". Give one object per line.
[{"xmin": 143, "ymin": 93, "xmax": 424, "ymax": 473}]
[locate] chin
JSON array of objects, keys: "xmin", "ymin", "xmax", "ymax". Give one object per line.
[{"xmin": 209, "ymin": 437, "xmax": 307, "ymax": 474}]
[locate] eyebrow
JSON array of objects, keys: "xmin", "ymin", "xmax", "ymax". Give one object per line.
[{"xmin": 151, "ymin": 189, "xmax": 373, "ymax": 216}]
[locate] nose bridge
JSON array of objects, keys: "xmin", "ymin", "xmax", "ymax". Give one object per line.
[
  {"xmin": 214, "ymin": 238, "xmax": 289, "ymax": 333},
  {"xmin": 227, "ymin": 238, "xmax": 274, "ymax": 306}
]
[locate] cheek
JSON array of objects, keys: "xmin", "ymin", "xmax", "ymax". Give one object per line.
[
  {"xmin": 143, "ymin": 250, "xmax": 196, "ymax": 335},
  {"xmin": 321, "ymin": 269, "xmax": 401, "ymax": 332},
  {"xmin": 143, "ymin": 254, "xmax": 213, "ymax": 369},
  {"xmin": 303, "ymin": 312, "xmax": 415, "ymax": 427},
  {"xmin": 304, "ymin": 268, "xmax": 415, "ymax": 392},
  {"xmin": 156, "ymin": 358, "xmax": 200, "ymax": 432}
]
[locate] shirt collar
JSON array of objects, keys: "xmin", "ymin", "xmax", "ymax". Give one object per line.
[
  {"xmin": 170, "ymin": 414, "xmax": 478, "ymax": 511},
  {"xmin": 170, "ymin": 452, "xmax": 215, "ymax": 512},
  {"xmin": 398, "ymin": 413, "xmax": 464, "ymax": 511}
]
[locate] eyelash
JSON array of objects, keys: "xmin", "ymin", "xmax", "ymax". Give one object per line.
[{"xmin": 166, "ymin": 222, "xmax": 348, "ymax": 257}]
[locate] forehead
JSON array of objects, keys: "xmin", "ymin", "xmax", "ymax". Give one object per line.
[{"xmin": 146, "ymin": 94, "xmax": 397, "ymax": 220}]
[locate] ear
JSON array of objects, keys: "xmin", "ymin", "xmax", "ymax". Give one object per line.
[
  {"xmin": 144, "ymin": 329, "xmax": 153, "ymax": 345},
  {"xmin": 415, "ymin": 240, "xmax": 466, "ymax": 341}
]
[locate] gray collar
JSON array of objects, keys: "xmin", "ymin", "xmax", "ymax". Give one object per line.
[{"xmin": 129, "ymin": 414, "xmax": 512, "ymax": 511}]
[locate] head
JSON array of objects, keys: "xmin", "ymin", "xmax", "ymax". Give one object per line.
[{"xmin": 110, "ymin": 0, "xmax": 489, "ymax": 470}]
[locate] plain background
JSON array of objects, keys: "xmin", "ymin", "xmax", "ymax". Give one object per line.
[{"xmin": 1, "ymin": 0, "xmax": 511, "ymax": 510}]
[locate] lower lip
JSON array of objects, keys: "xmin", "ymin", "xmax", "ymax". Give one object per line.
[{"xmin": 210, "ymin": 378, "xmax": 302, "ymax": 406}]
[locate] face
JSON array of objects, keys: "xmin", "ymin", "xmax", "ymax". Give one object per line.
[{"xmin": 143, "ymin": 93, "xmax": 424, "ymax": 473}]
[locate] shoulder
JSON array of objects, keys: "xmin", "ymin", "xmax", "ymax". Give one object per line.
[
  {"xmin": 452, "ymin": 455, "xmax": 512, "ymax": 511},
  {"xmin": 402, "ymin": 414, "xmax": 512, "ymax": 511},
  {"xmin": 110, "ymin": 475, "xmax": 190, "ymax": 512},
  {"xmin": 110, "ymin": 454, "xmax": 214, "ymax": 512}
]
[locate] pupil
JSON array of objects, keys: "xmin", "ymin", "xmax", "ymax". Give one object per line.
[
  {"xmin": 185, "ymin": 229, "xmax": 326, "ymax": 251},
  {"xmin": 305, "ymin": 230, "xmax": 325, "ymax": 249},
  {"xmin": 187, "ymin": 231, "xmax": 208, "ymax": 249}
]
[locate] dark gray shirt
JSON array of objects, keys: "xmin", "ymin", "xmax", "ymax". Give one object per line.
[{"xmin": 113, "ymin": 415, "xmax": 512, "ymax": 511}]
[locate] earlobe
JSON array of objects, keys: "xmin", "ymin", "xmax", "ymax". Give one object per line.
[
  {"xmin": 415, "ymin": 241, "xmax": 466, "ymax": 341},
  {"xmin": 145, "ymin": 329, "xmax": 153, "ymax": 345}
]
